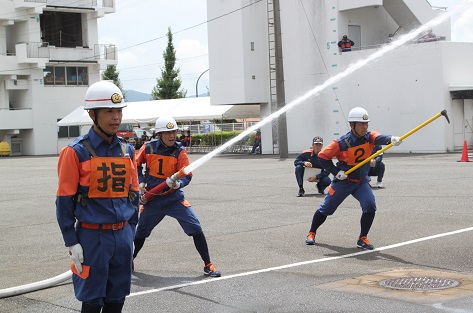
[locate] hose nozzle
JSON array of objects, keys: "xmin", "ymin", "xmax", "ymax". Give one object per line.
[
  {"xmin": 142, "ymin": 167, "xmax": 189, "ymax": 204},
  {"xmin": 169, "ymin": 167, "xmax": 188, "ymax": 183}
]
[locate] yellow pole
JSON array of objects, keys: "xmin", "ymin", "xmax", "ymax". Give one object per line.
[{"xmin": 345, "ymin": 110, "xmax": 448, "ymax": 175}]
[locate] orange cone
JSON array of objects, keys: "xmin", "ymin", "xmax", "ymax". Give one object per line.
[{"xmin": 458, "ymin": 140, "xmax": 470, "ymax": 162}]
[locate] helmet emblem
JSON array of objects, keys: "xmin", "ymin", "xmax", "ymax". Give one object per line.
[
  {"xmin": 111, "ymin": 93, "xmax": 122, "ymax": 104},
  {"xmin": 362, "ymin": 114, "xmax": 369, "ymax": 120},
  {"xmin": 166, "ymin": 122, "xmax": 175, "ymax": 129}
]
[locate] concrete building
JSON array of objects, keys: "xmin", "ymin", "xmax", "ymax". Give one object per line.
[
  {"xmin": 0, "ymin": 0, "xmax": 117, "ymax": 156},
  {"xmin": 207, "ymin": 0, "xmax": 473, "ymax": 154}
]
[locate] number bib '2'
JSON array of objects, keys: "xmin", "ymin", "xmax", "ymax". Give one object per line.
[{"xmin": 345, "ymin": 142, "xmax": 371, "ymax": 166}]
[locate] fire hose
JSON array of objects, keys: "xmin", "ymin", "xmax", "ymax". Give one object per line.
[
  {"xmin": 0, "ymin": 271, "xmax": 72, "ymax": 299},
  {"xmin": 0, "ymin": 111, "xmax": 451, "ymax": 299},
  {"xmin": 140, "ymin": 168, "xmax": 188, "ymax": 204},
  {"xmin": 0, "ymin": 169, "xmax": 188, "ymax": 299}
]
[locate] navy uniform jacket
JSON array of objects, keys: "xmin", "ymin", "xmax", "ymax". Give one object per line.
[
  {"xmin": 318, "ymin": 130, "xmax": 392, "ymax": 181},
  {"xmin": 294, "ymin": 148, "xmax": 330, "ymax": 181}
]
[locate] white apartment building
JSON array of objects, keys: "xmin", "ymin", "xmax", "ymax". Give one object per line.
[
  {"xmin": 207, "ymin": 0, "xmax": 473, "ymax": 154},
  {"xmin": 0, "ymin": 0, "xmax": 117, "ymax": 156}
]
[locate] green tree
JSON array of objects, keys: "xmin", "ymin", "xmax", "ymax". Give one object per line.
[
  {"xmin": 102, "ymin": 65, "xmax": 126, "ymax": 100},
  {"xmin": 151, "ymin": 27, "xmax": 187, "ymax": 99}
]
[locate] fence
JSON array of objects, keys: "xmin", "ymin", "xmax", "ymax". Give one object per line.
[{"xmin": 179, "ymin": 122, "xmax": 259, "ymax": 154}]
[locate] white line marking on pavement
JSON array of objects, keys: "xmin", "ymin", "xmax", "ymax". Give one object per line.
[
  {"xmin": 433, "ymin": 303, "xmax": 473, "ymax": 313},
  {"xmin": 128, "ymin": 226, "xmax": 473, "ymax": 298}
]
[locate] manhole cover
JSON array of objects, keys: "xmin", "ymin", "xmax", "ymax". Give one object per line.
[{"xmin": 379, "ymin": 277, "xmax": 460, "ymax": 290}]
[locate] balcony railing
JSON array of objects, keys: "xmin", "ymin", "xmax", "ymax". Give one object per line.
[
  {"xmin": 26, "ymin": 42, "xmax": 50, "ymax": 58},
  {"xmin": 16, "ymin": 42, "xmax": 116, "ymax": 63},
  {"xmin": 22, "ymin": 0, "xmax": 114, "ymax": 10},
  {"xmin": 0, "ymin": 108, "xmax": 33, "ymax": 130},
  {"xmin": 94, "ymin": 44, "xmax": 117, "ymax": 61}
]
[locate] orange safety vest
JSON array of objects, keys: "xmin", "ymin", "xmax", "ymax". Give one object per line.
[
  {"xmin": 82, "ymin": 140, "xmax": 133, "ymax": 199},
  {"xmin": 340, "ymin": 41, "xmax": 353, "ymax": 49}
]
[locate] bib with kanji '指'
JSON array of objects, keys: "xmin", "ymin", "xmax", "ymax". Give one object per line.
[{"xmin": 88, "ymin": 156, "xmax": 132, "ymax": 198}]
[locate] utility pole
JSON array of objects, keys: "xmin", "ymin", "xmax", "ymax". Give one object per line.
[
  {"xmin": 273, "ymin": 0, "xmax": 288, "ymax": 158},
  {"xmin": 195, "ymin": 69, "xmax": 209, "ymax": 97}
]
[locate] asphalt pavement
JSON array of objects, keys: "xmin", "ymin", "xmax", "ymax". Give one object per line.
[{"xmin": 0, "ymin": 151, "xmax": 472, "ymax": 313}]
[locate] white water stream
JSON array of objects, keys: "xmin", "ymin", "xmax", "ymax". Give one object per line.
[{"xmin": 184, "ymin": 0, "xmax": 473, "ymax": 174}]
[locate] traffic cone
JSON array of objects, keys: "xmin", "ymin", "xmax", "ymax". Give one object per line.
[{"xmin": 458, "ymin": 140, "xmax": 470, "ymax": 162}]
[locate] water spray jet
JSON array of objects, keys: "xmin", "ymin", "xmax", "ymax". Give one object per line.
[{"xmin": 146, "ymin": 0, "xmax": 473, "ymax": 189}]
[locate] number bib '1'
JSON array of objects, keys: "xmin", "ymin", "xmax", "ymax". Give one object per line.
[{"xmin": 147, "ymin": 154, "xmax": 177, "ymax": 179}]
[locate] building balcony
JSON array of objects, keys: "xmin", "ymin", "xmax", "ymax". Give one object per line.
[
  {"xmin": 15, "ymin": 42, "xmax": 117, "ymax": 66},
  {"xmin": 15, "ymin": 42, "xmax": 49, "ymax": 67},
  {"xmin": 338, "ymin": 0, "xmax": 382, "ymax": 11},
  {"xmin": 14, "ymin": 0, "xmax": 115, "ymax": 13},
  {"xmin": 5, "ymin": 79, "xmax": 28, "ymax": 90},
  {"xmin": 0, "ymin": 109, "xmax": 33, "ymax": 130},
  {"xmin": 0, "ymin": 55, "xmax": 31, "ymax": 75},
  {"xmin": 13, "ymin": 0, "xmax": 46, "ymax": 13}
]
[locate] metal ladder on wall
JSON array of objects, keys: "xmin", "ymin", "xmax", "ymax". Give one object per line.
[{"xmin": 266, "ymin": 0, "xmax": 279, "ymax": 154}]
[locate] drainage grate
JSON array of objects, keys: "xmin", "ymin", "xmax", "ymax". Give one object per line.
[{"xmin": 379, "ymin": 277, "xmax": 460, "ymax": 290}]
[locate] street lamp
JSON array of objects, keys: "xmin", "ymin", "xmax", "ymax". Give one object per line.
[{"xmin": 195, "ymin": 68, "xmax": 209, "ymax": 97}]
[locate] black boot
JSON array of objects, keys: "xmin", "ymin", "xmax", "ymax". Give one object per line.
[
  {"xmin": 102, "ymin": 302, "xmax": 124, "ymax": 313},
  {"xmin": 298, "ymin": 187, "xmax": 305, "ymax": 197},
  {"xmin": 133, "ymin": 237, "xmax": 146, "ymax": 259},
  {"xmin": 81, "ymin": 303, "xmax": 102, "ymax": 313}
]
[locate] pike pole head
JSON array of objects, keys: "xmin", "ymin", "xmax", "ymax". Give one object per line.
[{"xmin": 441, "ymin": 110, "xmax": 450, "ymax": 124}]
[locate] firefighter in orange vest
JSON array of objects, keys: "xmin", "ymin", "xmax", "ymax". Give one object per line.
[
  {"xmin": 305, "ymin": 107, "xmax": 402, "ymax": 250},
  {"xmin": 56, "ymin": 81, "xmax": 139, "ymax": 313},
  {"xmin": 338, "ymin": 35, "xmax": 355, "ymax": 52},
  {"xmin": 133, "ymin": 116, "xmax": 221, "ymax": 277}
]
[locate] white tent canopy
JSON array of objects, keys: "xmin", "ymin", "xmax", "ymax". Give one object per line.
[{"xmin": 57, "ymin": 97, "xmax": 260, "ymax": 127}]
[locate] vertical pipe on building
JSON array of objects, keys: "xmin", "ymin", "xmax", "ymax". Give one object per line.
[{"xmin": 273, "ymin": 0, "xmax": 288, "ymax": 158}]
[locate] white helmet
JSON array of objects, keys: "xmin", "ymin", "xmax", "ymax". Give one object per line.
[
  {"xmin": 84, "ymin": 81, "xmax": 126, "ymax": 110},
  {"xmin": 155, "ymin": 116, "xmax": 178, "ymax": 132},
  {"xmin": 347, "ymin": 107, "xmax": 370, "ymax": 122}
]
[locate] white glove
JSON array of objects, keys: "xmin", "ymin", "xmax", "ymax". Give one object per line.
[
  {"xmin": 391, "ymin": 136, "xmax": 402, "ymax": 146},
  {"xmin": 140, "ymin": 194, "xmax": 148, "ymax": 205},
  {"xmin": 68, "ymin": 243, "xmax": 84, "ymax": 273},
  {"xmin": 139, "ymin": 182, "xmax": 147, "ymax": 194},
  {"xmin": 166, "ymin": 177, "xmax": 181, "ymax": 189},
  {"xmin": 336, "ymin": 170, "xmax": 347, "ymax": 180}
]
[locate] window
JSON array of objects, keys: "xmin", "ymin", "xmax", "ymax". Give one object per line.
[
  {"xmin": 69, "ymin": 126, "xmax": 80, "ymax": 137},
  {"xmin": 44, "ymin": 67, "xmax": 54, "ymax": 85},
  {"xmin": 43, "ymin": 67, "xmax": 88, "ymax": 86},
  {"xmin": 78, "ymin": 67, "xmax": 88, "ymax": 85},
  {"xmin": 54, "ymin": 67, "xmax": 65, "ymax": 85},
  {"xmin": 40, "ymin": 12, "xmax": 83, "ymax": 48},
  {"xmin": 67, "ymin": 67, "xmax": 77, "ymax": 85},
  {"xmin": 58, "ymin": 119, "xmax": 80, "ymax": 138}
]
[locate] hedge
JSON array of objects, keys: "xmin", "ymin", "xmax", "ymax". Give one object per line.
[{"xmin": 191, "ymin": 130, "xmax": 256, "ymax": 146}]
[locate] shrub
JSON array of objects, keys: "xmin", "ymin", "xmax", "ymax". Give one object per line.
[{"xmin": 191, "ymin": 130, "xmax": 253, "ymax": 146}]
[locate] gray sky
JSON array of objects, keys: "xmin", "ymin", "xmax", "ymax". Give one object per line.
[{"xmin": 98, "ymin": 0, "xmax": 473, "ymax": 96}]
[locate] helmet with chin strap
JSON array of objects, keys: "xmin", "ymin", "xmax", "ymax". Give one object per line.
[
  {"xmin": 84, "ymin": 81, "xmax": 126, "ymax": 138},
  {"xmin": 84, "ymin": 81, "xmax": 126, "ymax": 110},
  {"xmin": 347, "ymin": 107, "xmax": 370, "ymax": 122},
  {"xmin": 155, "ymin": 116, "xmax": 178, "ymax": 133}
]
